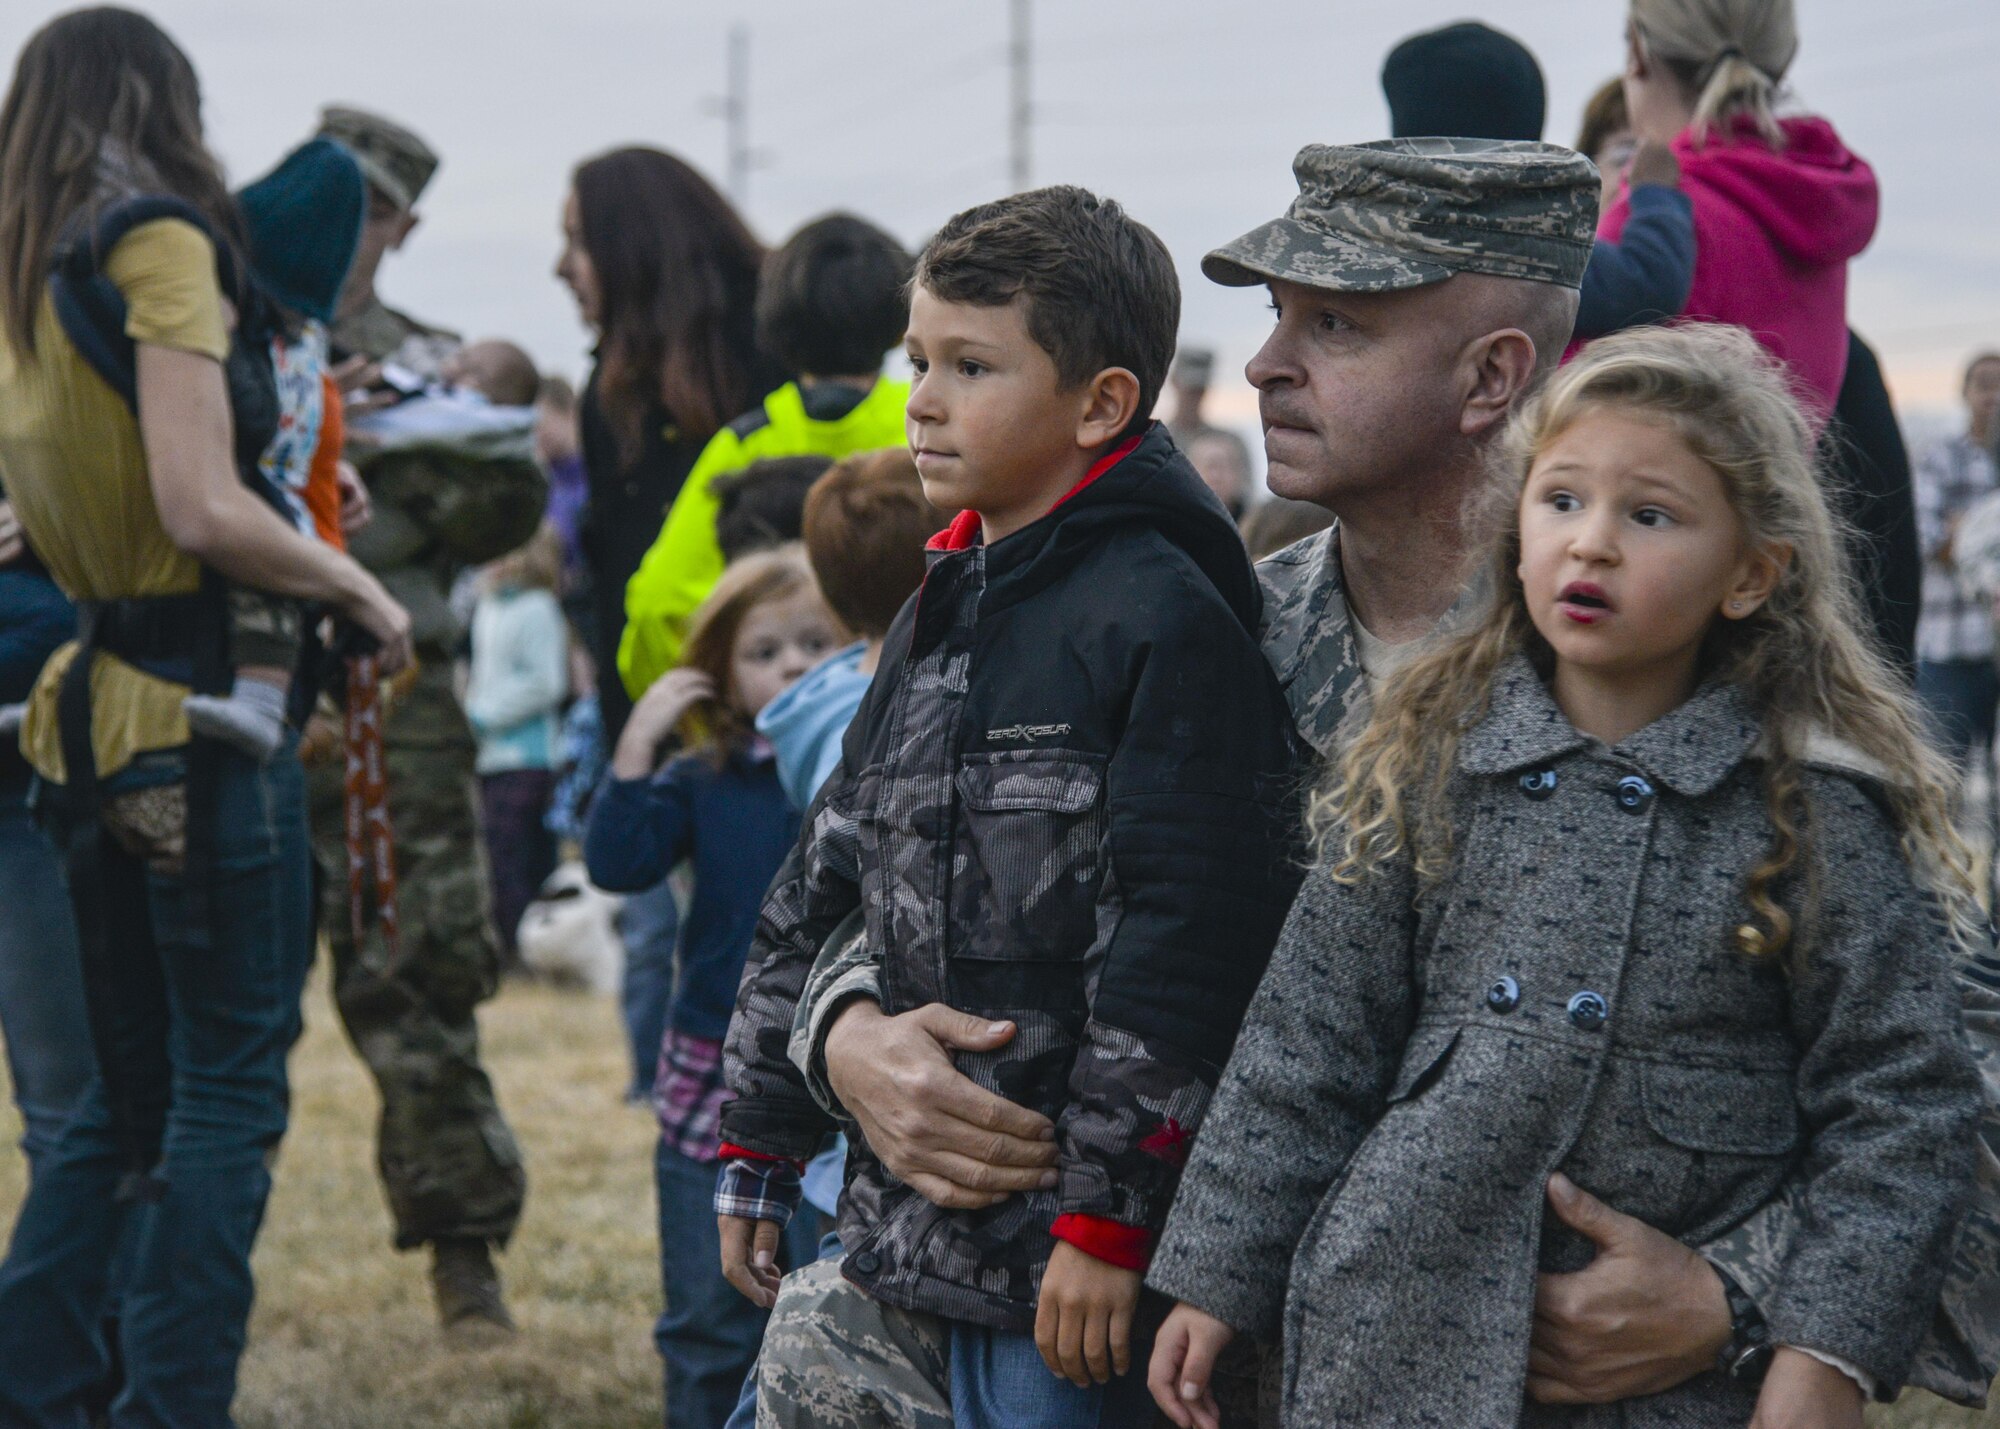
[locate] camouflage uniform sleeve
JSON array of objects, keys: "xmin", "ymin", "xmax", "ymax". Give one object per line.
[
  {"xmin": 788, "ymin": 908, "xmax": 881, "ymax": 1115},
  {"xmin": 1704, "ymin": 950, "xmax": 2000, "ymax": 1406},
  {"xmin": 718, "ymin": 770, "xmax": 863, "ymax": 1159},
  {"xmin": 358, "ymin": 449, "xmax": 549, "ymax": 569},
  {"xmin": 1056, "ymin": 578, "xmax": 1304, "ymax": 1236}
]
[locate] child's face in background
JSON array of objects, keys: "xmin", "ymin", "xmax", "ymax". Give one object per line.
[
  {"xmin": 904, "ymin": 286, "xmax": 1104, "ymax": 542},
  {"xmin": 729, "ymin": 591, "xmax": 842, "ymax": 721},
  {"xmin": 1518, "ymin": 408, "xmax": 1775, "ymax": 705}
]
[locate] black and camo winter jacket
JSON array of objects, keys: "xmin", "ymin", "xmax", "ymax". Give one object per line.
[{"xmin": 717, "ymin": 423, "xmax": 1304, "ymax": 1330}]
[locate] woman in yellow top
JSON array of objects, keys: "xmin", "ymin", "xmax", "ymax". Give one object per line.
[{"xmin": 0, "ymin": 11, "xmax": 409, "ymax": 1422}]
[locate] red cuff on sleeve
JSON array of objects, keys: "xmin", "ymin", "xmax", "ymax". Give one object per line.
[
  {"xmin": 1050, "ymin": 1213, "xmax": 1155, "ymax": 1272},
  {"xmin": 718, "ymin": 1142, "xmax": 807, "ymax": 1170}
]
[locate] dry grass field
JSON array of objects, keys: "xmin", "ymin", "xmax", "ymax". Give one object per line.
[
  {"xmin": 0, "ymin": 966, "xmax": 1992, "ymax": 1427},
  {"xmin": 0, "ymin": 966, "xmax": 664, "ymax": 1429}
]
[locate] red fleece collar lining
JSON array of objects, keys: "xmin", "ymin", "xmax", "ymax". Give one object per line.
[{"xmin": 924, "ymin": 432, "xmax": 1147, "ymax": 552}]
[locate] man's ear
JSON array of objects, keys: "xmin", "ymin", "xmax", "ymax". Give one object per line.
[
  {"xmin": 1460, "ymin": 328, "xmax": 1539, "ymax": 439},
  {"xmin": 1075, "ymin": 367, "xmax": 1143, "ymax": 450}
]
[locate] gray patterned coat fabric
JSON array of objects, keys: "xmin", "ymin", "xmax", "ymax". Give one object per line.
[{"xmin": 1147, "ymin": 657, "xmax": 1983, "ymax": 1426}]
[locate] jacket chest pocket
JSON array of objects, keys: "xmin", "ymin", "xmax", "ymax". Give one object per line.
[
  {"xmin": 1640, "ymin": 1060, "xmax": 1802, "ymax": 1236},
  {"xmin": 950, "ymin": 751, "xmax": 1107, "ymax": 969}
]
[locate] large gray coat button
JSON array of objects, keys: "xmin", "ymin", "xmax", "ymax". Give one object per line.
[
  {"xmin": 1614, "ymin": 775, "xmax": 1655, "ymax": 814},
  {"xmin": 1486, "ymin": 976, "xmax": 1520, "ymax": 1013}
]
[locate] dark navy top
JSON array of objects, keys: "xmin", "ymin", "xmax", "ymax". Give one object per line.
[{"xmin": 585, "ymin": 745, "xmax": 799, "ymax": 1040}]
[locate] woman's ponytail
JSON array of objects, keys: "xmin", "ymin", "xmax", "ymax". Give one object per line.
[
  {"xmin": 1691, "ymin": 49, "xmax": 1781, "ymax": 146},
  {"xmin": 1629, "ymin": 0, "xmax": 1798, "ymax": 147}
]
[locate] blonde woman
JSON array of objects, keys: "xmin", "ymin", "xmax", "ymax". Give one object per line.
[{"xmin": 1149, "ymin": 325, "xmax": 1983, "ymax": 1429}]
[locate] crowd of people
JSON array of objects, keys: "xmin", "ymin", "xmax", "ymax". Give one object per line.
[{"xmin": 1, "ymin": 1, "xmax": 1998, "ymax": 1427}]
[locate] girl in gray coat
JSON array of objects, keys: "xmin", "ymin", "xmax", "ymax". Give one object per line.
[{"xmin": 1147, "ymin": 325, "xmax": 1986, "ymax": 1429}]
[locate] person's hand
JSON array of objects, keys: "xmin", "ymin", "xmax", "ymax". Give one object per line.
[
  {"xmin": 1627, "ymin": 137, "xmax": 1680, "ymax": 189},
  {"xmin": 1748, "ymin": 1347, "xmax": 1865, "ymax": 1429},
  {"xmin": 343, "ymin": 576, "xmax": 414, "ymax": 677},
  {"xmin": 1036, "ymin": 1240, "xmax": 1141, "ymax": 1388},
  {"xmin": 823, "ymin": 998, "xmax": 1059, "ymax": 1209},
  {"xmin": 1148, "ymin": 1302, "xmax": 1236, "ymax": 1429},
  {"xmin": 1527, "ymin": 1173, "xmax": 1729, "ymax": 1403},
  {"xmin": 335, "ymin": 461, "xmax": 372, "ymax": 534},
  {"xmin": 611, "ymin": 669, "xmax": 715, "ymax": 778},
  {"xmin": 718, "ymin": 1214, "xmax": 786, "ymax": 1309}
]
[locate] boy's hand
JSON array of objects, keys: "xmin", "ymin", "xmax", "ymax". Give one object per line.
[
  {"xmin": 612, "ymin": 669, "xmax": 715, "ymax": 779},
  {"xmin": 1035, "ymin": 1240, "xmax": 1141, "ymax": 1388},
  {"xmin": 717, "ymin": 1213, "xmax": 785, "ymax": 1309},
  {"xmin": 1748, "ymin": 1347, "xmax": 1865, "ymax": 1429},
  {"xmin": 1148, "ymin": 1302, "xmax": 1235, "ymax": 1429}
]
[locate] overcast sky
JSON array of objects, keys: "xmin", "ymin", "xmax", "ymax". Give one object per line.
[{"xmin": 5, "ymin": 0, "xmax": 1996, "ymax": 445}]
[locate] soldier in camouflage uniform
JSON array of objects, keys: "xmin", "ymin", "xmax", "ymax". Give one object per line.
[
  {"xmin": 784, "ymin": 141, "xmax": 2000, "ymax": 1421},
  {"xmin": 304, "ymin": 107, "xmax": 540, "ymax": 1338}
]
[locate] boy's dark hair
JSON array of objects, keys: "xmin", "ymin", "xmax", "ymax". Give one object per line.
[
  {"xmin": 803, "ymin": 448, "xmax": 945, "ymax": 638},
  {"xmin": 755, "ymin": 213, "xmax": 913, "ymax": 377},
  {"xmin": 714, "ymin": 455, "xmax": 835, "ymax": 563},
  {"xmin": 914, "ymin": 186, "xmax": 1180, "ymax": 426}
]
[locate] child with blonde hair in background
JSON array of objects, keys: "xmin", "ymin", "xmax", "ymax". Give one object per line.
[{"xmin": 1149, "ymin": 324, "xmax": 1984, "ymax": 1429}]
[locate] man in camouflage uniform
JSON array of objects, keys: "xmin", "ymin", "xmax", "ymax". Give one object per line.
[
  {"xmin": 306, "ymin": 106, "xmax": 541, "ymax": 1338},
  {"xmin": 779, "ymin": 140, "xmax": 2000, "ymax": 1421}
]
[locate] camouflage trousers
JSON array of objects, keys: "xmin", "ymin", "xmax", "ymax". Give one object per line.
[
  {"xmin": 755, "ymin": 1257, "xmax": 953, "ymax": 1429},
  {"xmin": 755, "ymin": 1256, "xmax": 1264, "ymax": 1428},
  {"xmin": 307, "ymin": 662, "xmax": 525, "ymax": 1250}
]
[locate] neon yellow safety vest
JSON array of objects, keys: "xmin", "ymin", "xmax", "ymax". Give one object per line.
[{"xmin": 617, "ymin": 376, "xmax": 910, "ymax": 699}]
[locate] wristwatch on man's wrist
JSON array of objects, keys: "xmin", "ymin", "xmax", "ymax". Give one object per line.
[{"xmin": 1711, "ymin": 1264, "xmax": 1774, "ymax": 1383}]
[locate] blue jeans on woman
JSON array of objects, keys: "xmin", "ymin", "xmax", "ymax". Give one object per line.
[
  {"xmin": 0, "ymin": 796, "xmax": 93, "ymax": 1172},
  {"xmin": 0, "ymin": 744, "xmax": 314, "ymax": 1428},
  {"xmin": 656, "ymin": 1140, "xmax": 819, "ymax": 1429}
]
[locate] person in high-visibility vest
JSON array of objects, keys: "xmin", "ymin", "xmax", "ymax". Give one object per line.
[{"xmin": 619, "ymin": 213, "xmax": 912, "ymax": 698}]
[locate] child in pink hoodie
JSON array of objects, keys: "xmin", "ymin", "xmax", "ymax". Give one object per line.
[{"xmin": 1604, "ymin": 0, "xmax": 1878, "ymax": 425}]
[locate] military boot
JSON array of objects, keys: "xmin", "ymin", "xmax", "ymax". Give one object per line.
[{"xmin": 429, "ymin": 1236, "xmax": 516, "ymax": 1342}]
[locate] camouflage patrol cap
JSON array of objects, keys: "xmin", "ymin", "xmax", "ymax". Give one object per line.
[
  {"xmin": 1204, "ymin": 137, "xmax": 1599, "ymax": 294},
  {"xmin": 316, "ymin": 105, "xmax": 439, "ymax": 212}
]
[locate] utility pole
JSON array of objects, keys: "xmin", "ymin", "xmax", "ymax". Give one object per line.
[
  {"xmin": 707, "ymin": 24, "xmax": 753, "ymax": 206},
  {"xmin": 1009, "ymin": 0, "xmax": 1031, "ymax": 192}
]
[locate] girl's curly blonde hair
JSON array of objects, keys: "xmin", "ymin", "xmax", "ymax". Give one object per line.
[{"xmin": 1311, "ymin": 323, "xmax": 1982, "ymax": 960}]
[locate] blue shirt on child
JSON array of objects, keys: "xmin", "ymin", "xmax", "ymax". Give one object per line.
[{"xmin": 584, "ymin": 743, "xmax": 799, "ymax": 1041}]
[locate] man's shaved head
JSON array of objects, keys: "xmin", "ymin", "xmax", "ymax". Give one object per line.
[{"xmin": 1246, "ymin": 272, "xmax": 1578, "ymax": 515}]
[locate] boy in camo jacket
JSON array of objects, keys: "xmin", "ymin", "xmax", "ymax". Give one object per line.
[{"xmin": 712, "ymin": 186, "xmax": 1303, "ymax": 1427}]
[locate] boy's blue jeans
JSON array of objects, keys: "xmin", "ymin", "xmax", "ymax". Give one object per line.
[
  {"xmin": 947, "ymin": 1322, "xmax": 1157, "ymax": 1429},
  {"xmin": 655, "ymin": 1140, "xmax": 818, "ymax": 1429},
  {"xmin": 0, "ymin": 746, "xmax": 314, "ymax": 1429}
]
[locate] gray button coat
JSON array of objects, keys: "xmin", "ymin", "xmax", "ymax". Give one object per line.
[{"xmin": 1149, "ymin": 659, "xmax": 1983, "ymax": 1426}]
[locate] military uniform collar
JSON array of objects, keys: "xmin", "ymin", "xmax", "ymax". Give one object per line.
[{"xmin": 1459, "ymin": 654, "xmax": 1762, "ymax": 797}]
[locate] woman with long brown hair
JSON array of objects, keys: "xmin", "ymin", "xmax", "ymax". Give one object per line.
[
  {"xmin": 555, "ymin": 146, "xmax": 782, "ymax": 743},
  {"xmin": 0, "ymin": 9, "xmax": 409, "ymax": 1421},
  {"xmin": 554, "ymin": 146, "xmax": 782, "ymax": 1109}
]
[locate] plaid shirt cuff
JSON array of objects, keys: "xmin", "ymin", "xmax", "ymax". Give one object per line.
[{"xmin": 714, "ymin": 1154, "xmax": 804, "ymax": 1226}]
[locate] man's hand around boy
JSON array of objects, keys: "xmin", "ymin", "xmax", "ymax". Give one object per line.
[
  {"xmin": 1035, "ymin": 1240, "xmax": 1141, "ymax": 1389},
  {"xmin": 717, "ymin": 1213, "xmax": 785, "ymax": 1309},
  {"xmin": 1748, "ymin": 1347, "xmax": 1864, "ymax": 1429},
  {"xmin": 824, "ymin": 997, "xmax": 1059, "ymax": 1209},
  {"xmin": 1147, "ymin": 1302, "xmax": 1235, "ymax": 1429}
]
